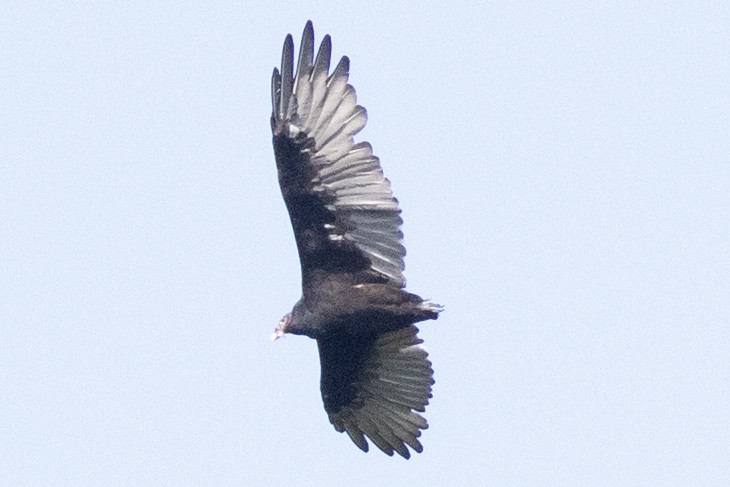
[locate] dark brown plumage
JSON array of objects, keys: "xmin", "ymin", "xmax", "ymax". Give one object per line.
[{"xmin": 270, "ymin": 21, "xmax": 442, "ymax": 459}]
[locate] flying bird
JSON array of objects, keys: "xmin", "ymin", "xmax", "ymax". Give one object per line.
[{"xmin": 270, "ymin": 21, "xmax": 442, "ymax": 459}]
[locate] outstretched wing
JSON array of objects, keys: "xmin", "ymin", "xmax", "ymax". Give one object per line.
[
  {"xmin": 317, "ymin": 326, "xmax": 433, "ymax": 459},
  {"xmin": 271, "ymin": 21, "xmax": 406, "ymax": 288}
]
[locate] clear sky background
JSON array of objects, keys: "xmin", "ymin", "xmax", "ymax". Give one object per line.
[{"xmin": 2, "ymin": 2, "xmax": 729, "ymax": 486}]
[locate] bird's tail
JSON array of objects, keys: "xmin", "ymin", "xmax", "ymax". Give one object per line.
[{"xmin": 418, "ymin": 300, "xmax": 444, "ymax": 320}]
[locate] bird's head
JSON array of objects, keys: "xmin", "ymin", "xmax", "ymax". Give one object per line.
[{"xmin": 271, "ymin": 312, "xmax": 292, "ymax": 341}]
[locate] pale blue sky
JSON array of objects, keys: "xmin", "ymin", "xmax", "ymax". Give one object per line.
[{"xmin": 2, "ymin": 2, "xmax": 729, "ymax": 486}]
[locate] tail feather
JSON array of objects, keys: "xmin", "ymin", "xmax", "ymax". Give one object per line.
[{"xmin": 418, "ymin": 301, "xmax": 444, "ymax": 319}]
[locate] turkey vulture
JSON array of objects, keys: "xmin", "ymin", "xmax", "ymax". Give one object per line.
[{"xmin": 269, "ymin": 21, "xmax": 442, "ymax": 459}]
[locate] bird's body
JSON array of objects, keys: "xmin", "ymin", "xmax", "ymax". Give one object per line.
[
  {"xmin": 269, "ymin": 21, "xmax": 442, "ymax": 459},
  {"xmin": 285, "ymin": 281, "xmax": 439, "ymax": 338}
]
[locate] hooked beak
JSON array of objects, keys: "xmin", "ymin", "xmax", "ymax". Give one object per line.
[
  {"xmin": 271, "ymin": 326, "xmax": 285, "ymax": 342},
  {"xmin": 272, "ymin": 312, "xmax": 291, "ymax": 342}
]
